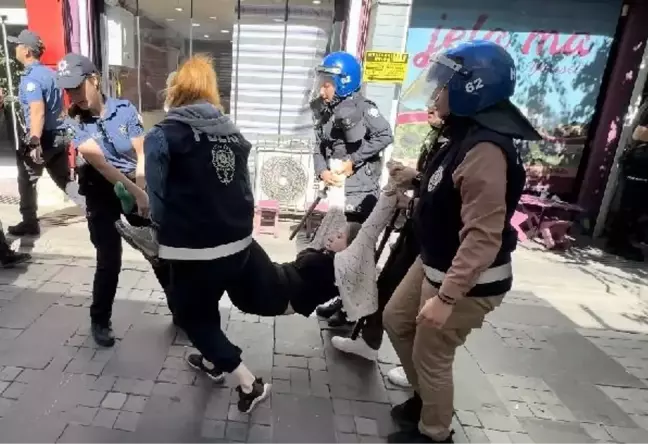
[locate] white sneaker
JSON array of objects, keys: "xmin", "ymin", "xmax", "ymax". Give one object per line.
[
  {"xmin": 387, "ymin": 366, "xmax": 411, "ymax": 388},
  {"xmin": 331, "ymin": 336, "xmax": 378, "ymax": 361}
]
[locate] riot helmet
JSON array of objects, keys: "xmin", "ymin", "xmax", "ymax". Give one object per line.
[
  {"xmin": 422, "ymin": 40, "xmax": 516, "ymax": 117},
  {"xmin": 313, "ymin": 51, "xmax": 362, "ymax": 103}
]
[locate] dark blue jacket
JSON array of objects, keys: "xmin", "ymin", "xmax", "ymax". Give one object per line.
[
  {"xmin": 145, "ymin": 102, "xmax": 254, "ymax": 260},
  {"xmin": 413, "ymin": 120, "xmax": 526, "ymax": 297}
]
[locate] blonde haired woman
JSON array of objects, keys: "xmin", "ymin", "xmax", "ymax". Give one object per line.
[{"xmin": 143, "ymin": 54, "xmax": 270, "ymax": 413}]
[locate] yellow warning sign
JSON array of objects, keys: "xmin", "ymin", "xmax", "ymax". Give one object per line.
[{"xmin": 362, "ymin": 51, "xmax": 409, "ymax": 84}]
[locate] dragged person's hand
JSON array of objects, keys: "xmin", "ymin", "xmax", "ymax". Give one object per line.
[
  {"xmin": 388, "ymin": 161, "xmax": 418, "ymax": 188},
  {"xmin": 321, "ymin": 169, "xmax": 343, "ymax": 187}
]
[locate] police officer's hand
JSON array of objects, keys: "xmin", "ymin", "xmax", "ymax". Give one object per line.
[
  {"xmin": 29, "ymin": 145, "xmax": 44, "ymax": 164},
  {"xmin": 335, "ymin": 160, "xmax": 354, "ymax": 177},
  {"xmin": 416, "ymin": 282, "xmax": 455, "ymax": 329},
  {"xmin": 134, "ymin": 189, "xmax": 150, "ymax": 219},
  {"xmin": 321, "ymin": 170, "xmax": 343, "ymax": 187}
]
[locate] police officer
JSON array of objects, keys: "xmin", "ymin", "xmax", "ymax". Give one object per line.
[
  {"xmin": 311, "ymin": 51, "xmax": 393, "ymax": 327},
  {"xmin": 606, "ymin": 99, "xmax": 648, "ymax": 261},
  {"xmin": 7, "ymin": 30, "xmax": 70, "ymax": 236},
  {"xmin": 382, "ymin": 41, "xmax": 541, "ymax": 443},
  {"xmin": 331, "ymin": 106, "xmax": 445, "ymax": 362},
  {"xmin": 56, "ymin": 53, "xmax": 170, "ymax": 347}
]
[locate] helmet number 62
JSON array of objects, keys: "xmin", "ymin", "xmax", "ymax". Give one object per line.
[{"xmin": 465, "ymin": 78, "xmax": 484, "ymax": 93}]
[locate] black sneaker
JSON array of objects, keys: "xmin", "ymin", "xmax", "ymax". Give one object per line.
[
  {"xmin": 0, "ymin": 250, "xmax": 31, "ymax": 268},
  {"xmin": 237, "ymin": 378, "xmax": 271, "ymax": 413},
  {"xmin": 387, "ymin": 429, "xmax": 454, "ymax": 443},
  {"xmin": 8, "ymin": 221, "xmax": 40, "ymax": 236},
  {"xmin": 91, "ymin": 322, "xmax": 115, "ymax": 347},
  {"xmin": 315, "ymin": 297, "xmax": 343, "ymax": 319},
  {"xmin": 391, "ymin": 392, "xmax": 422, "ymax": 430},
  {"xmin": 327, "ymin": 309, "xmax": 354, "ymax": 328},
  {"xmin": 186, "ymin": 353, "xmax": 225, "ymax": 383}
]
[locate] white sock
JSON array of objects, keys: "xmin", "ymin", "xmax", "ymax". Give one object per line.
[{"xmin": 232, "ymin": 363, "xmax": 256, "ymax": 393}]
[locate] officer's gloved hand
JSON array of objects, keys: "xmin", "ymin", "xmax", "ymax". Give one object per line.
[{"xmin": 333, "ymin": 101, "xmax": 365, "ymax": 143}]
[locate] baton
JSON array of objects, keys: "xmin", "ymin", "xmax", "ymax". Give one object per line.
[
  {"xmin": 289, "ymin": 187, "xmax": 328, "ymax": 240},
  {"xmin": 375, "ymin": 209, "xmax": 401, "ymax": 262}
]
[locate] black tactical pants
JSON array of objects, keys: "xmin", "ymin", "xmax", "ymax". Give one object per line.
[
  {"xmin": 168, "ymin": 240, "xmax": 334, "ymax": 373},
  {"xmin": 80, "ymin": 166, "xmax": 171, "ymax": 326},
  {"xmin": 16, "ymin": 130, "xmax": 70, "ymax": 223},
  {"xmin": 607, "ymin": 178, "xmax": 648, "ymax": 256}
]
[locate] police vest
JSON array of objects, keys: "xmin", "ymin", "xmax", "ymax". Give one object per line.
[
  {"xmin": 413, "ymin": 123, "xmax": 526, "ymax": 297},
  {"xmin": 155, "ymin": 119, "xmax": 255, "ymax": 260}
]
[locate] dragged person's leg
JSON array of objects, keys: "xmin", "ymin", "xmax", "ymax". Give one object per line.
[
  {"xmin": 170, "ymin": 257, "xmax": 271, "ymax": 413},
  {"xmin": 226, "ymin": 239, "xmax": 342, "ymax": 318}
]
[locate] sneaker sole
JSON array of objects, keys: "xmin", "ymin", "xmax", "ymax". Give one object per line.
[
  {"xmin": 114, "ymin": 222, "xmax": 158, "ymax": 261},
  {"xmin": 186, "ymin": 359, "xmax": 226, "ymax": 384},
  {"xmin": 242, "ymin": 383, "xmax": 271, "ymax": 414},
  {"xmin": 332, "ymin": 341, "xmax": 378, "ymax": 361}
]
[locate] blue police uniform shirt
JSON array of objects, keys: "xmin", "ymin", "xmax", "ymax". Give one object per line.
[
  {"xmin": 67, "ymin": 98, "xmax": 144, "ymax": 174},
  {"xmin": 19, "ymin": 61, "xmax": 64, "ymax": 131}
]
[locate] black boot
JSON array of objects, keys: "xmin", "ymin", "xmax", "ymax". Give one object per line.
[
  {"xmin": 0, "ymin": 248, "xmax": 31, "ymax": 268},
  {"xmin": 327, "ymin": 309, "xmax": 354, "ymax": 328},
  {"xmin": 8, "ymin": 220, "xmax": 40, "ymax": 236},
  {"xmin": 391, "ymin": 392, "xmax": 422, "ymax": 429},
  {"xmin": 91, "ymin": 322, "xmax": 116, "ymax": 347},
  {"xmin": 315, "ymin": 297, "xmax": 343, "ymax": 319}
]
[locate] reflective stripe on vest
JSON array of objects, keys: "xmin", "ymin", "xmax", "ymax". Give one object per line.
[
  {"xmin": 159, "ymin": 235, "xmax": 253, "ymax": 261},
  {"xmin": 422, "ymin": 262, "xmax": 512, "ymax": 285}
]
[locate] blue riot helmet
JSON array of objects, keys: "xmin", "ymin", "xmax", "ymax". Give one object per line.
[
  {"xmin": 422, "ymin": 40, "xmax": 516, "ymax": 117},
  {"xmin": 314, "ymin": 51, "xmax": 362, "ymax": 100}
]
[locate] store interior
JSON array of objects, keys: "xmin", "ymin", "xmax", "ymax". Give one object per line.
[{"xmin": 104, "ymin": 0, "xmax": 335, "ymax": 134}]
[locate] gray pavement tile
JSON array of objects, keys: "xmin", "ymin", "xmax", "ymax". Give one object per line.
[
  {"xmin": 103, "ymin": 315, "xmax": 175, "ymax": 380},
  {"xmin": 135, "ymin": 384, "xmax": 211, "ymax": 442},
  {"xmin": 335, "ymin": 415, "xmax": 357, "ymax": 433},
  {"xmin": 123, "ymin": 395, "xmax": 148, "ymax": 413},
  {"xmin": 455, "ymin": 410, "xmax": 482, "ymax": 427},
  {"xmin": 113, "ymin": 377, "xmax": 154, "ymax": 396},
  {"xmin": 580, "ymin": 422, "xmax": 614, "ymax": 442},
  {"xmin": 274, "ymin": 354, "xmax": 308, "ymax": 369},
  {"xmin": 271, "ymin": 393, "xmax": 336, "ymax": 442},
  {"xmin": 0, "ymin": 305, "xmax": 84, "ymax": 369},
  {"xmin": 114, "ymin": 410, "xmax": 141, "ymax": 432},
  {"xmin": 358, "ymin": 434, "xmax": 385, "ymax": 443},
  {"xmin": 337, "ymin": 432, "xmax": 360, "ymax": 442},
  {"xmin": 0, "ymin": 381, "xmax": 27, "ymax": 400},
  {"xmin": 0, "ymin": 366, "xmax": 21, "ymax": 382},
  {"xmin": 0, "ymin": 398, "xmax": 14, "ymax": 417},
  {"xmin": 228, "ymin": 403, "xmax": 249, "ymax": 423},
  {"xmin": 58, "ymin": 424, "xmax": 135, "ymax": 443},
  {"xmin": 101, "ymin": 392, "xmax": 127, "ymax": 410},
  {"xmin": 274, "ymin": 316, "xmax": 324, "ymax": 358},
  {"xmin": 0, "ymin": 416, "xmax": 67, "ymax": 443},
  {"xmin": 225, "ymin": 420, "xmax": 248, "ymax": 442},
  {"xmin": 519, "ymin": 418, "xmax": 596, "ymax": 443},
  {"xmin": 604, "ymin": 425, "xmax": 648, "ymax": 443},
  {"xmin": 354, "ymin": 416, "xmax": 379, "ymax": 436},
  {"xmin": 247, "ymin": 423, "xmax": 272, "ymax": 443},
  {"xmin": 477, "ymin": 411, "xmax": 525, "ymax": 432},
  {"xmin": 545, "ymin": 378, "xmax": 639, "ymax": 427},
  {"xmin": 92, "ymin": 408, "xmax": 119, "ymax": 428},
  {"xmin": 250, "ymin": 404, "xmax": 272, "ymax": 426},
  {"xmin": 64, "ymin": 405, "xmax": 98, "ymax": 426},
  {"xmin": 463, "ymin": 425, "xmax": 491, "ymax": 443},
  {"xmin": 201, "ymin": 418, "xmax": 226, "ymax": 439}
]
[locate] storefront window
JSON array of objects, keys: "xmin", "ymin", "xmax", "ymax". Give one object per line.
[
  {"xmin": 0, "ymin": 0, "xmax": 28, "ymax": 151},
  {"xmin": 393, "ymin": 0, "xmax": 621, "ymax": 198},
  {"xmin": 101, "ymin": 0, "xmax": 333, "ymax": 133}
]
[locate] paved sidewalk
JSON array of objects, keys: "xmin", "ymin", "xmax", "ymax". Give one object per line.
[{"xmin": 0, "ymin": 203, "xmax": 646, "ymax": 443}]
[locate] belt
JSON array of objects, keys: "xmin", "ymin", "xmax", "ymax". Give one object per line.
[
  {"xmin": 159, "ymin": 235, "xmax": 253, "ymax": 261},
  {"xmin": 423, "ymin": 262, "xmax": 513, "ymax": 285}
]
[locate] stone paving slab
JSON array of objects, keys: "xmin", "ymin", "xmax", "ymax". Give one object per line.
[{"xmin": 0, "ymin": 209, "xmax": 647, "ymax": 442}]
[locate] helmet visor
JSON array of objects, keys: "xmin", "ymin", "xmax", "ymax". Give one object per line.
[
  {"xmin": 421, "ymin": 53, "xmax": 465, "ymax": 107},
  {"xmin": 311, "ymin": 68, "xmax": 338, "ymax": 101}
]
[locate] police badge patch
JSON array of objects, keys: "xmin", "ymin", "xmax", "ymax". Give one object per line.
[
  {"xmin": 367, "ymin": 108, "xmax": 379, "ymax": 118},
  {"xmin": 26, "ymin": 82, "xmax": 36, "ymax": 92},
  {"xmin": 427, "ymin": 166, "xmax": 444, "ymax": 192},
  {"xmin": 212, "ymin": 144, "xmax": 236, "ymax": 185}
]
